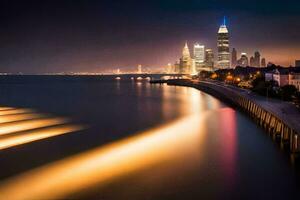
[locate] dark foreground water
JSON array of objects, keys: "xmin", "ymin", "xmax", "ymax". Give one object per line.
[{"xmin": 0, "ymin": 76, "xmax": 298, "ymax": 199}]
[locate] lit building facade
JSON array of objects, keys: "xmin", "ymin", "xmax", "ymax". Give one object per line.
[
  {"xmin": 205, "ymin": 49, "xmax": 214, "ymax": 71},
  {"xmin": 237, "ymin": 53, "xmax": 249, "ymax": 67},
  {"xmin": 265, "ymin": 69, "xmax": 300, "ymax": 91},
  {"xmin": 254, "ymin": 51, "xmax": 261, "ymax": 67},
  {"xmin": 179, "ymin": 42, "xmax": 192, "ymax": 73},
  {"xmin": 250, "ymin": 56, "xmax": 255, "ymax": 67},
  {"xmin": 194, "ymin": 43, "xmax": 206, "ymax": 72},
  {"xmin": 217, "ymin": 17, "xmax": 230, "ymax": 69},
  {"xmin": 231, "ymin": 48, "xmax": 237, "ymax": 68},
  {"xmin": 261, "ymin": 58, "xmax": 266, "ymax": 67},
  {"xmin": 289, "ymin": 73, "xmax": 300, "ymax": 91},
  {"xmin": 194, "ymin": 43, "xmax": 205, "ymax": 63},
  {"xmin": 137, "ymin": 65, "xmax": 142, "ymax": 74}
]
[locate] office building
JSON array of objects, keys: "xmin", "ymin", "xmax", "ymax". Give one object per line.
[
  {"xmin": 261, "ymin": 58, "xmax": 266, "ymax": 67},
  {"xmin": 237, "ymin": 53, "xmax": 249, "ymax": 67},
  {"xmin": 254, "ymin": 51, "xmax": 261, "ymax": 67},
  {"xmin": 179, "ymin": 42, "xmax": 192, "ymax": 73},
  {"xmin": 205, "ymin": 49, "xmax": 214, "ymax": 71},
  {"xmin": 217, "ymin": 17, "xmax": 230, "ymax": 69},
  {"xmin": 194, "ymin": 43, "xmax": 206, "ymax": 72},
  {"xmin": 231, "ymin": 48, "xmax": 237, "ymax": 68}
]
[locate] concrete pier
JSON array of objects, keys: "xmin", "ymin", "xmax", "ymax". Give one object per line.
[{"xmin": 166, "ymin": 79, "xmax": 300, "ymax": 153}]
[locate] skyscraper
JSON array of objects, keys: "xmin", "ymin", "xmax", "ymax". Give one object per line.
[
  {"xmin": 254, "ymin": 51, "xmax": 261, "ymax": 67},
  {"xmin": 179, "ymin": 42, "xmax": 192, "ymax": 73},
  {"xmin": 231, "ymin": 48, "xmax": 237, "ymax": 67},
  {"xmin": 261, "ymin": 58, "xmax": 266, "ymax": 67},
  {"xmin": 205, "ymin": 49, "xmax": 214, "ymax": 70},
  {"xmin": 194, "ymin": 43, "xmax": 205, "ymax": 64},
  {"xmin": 217, "ymin": 17, "xmax": 230, "ymax": 69},
  {"xmin": 250, "ymin": 56, "xmax": 255, "ymax": 67},
  {"xmin": 194, "ymin": 43, "xmax": 205, "ymax": 72},
  {"xmin": 238, "ymin": 53, "xmax": 249, "ymax": 67},
  {"xmin": 137, "ymin": 64, "xmax": 142, "ymax": 74}
]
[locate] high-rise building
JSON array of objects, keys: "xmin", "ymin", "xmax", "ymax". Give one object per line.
[
  {"xmin": 191, "ymin": 59, "xmax": 197, "ymax": 74},
  {"xmin": 166, "ymin": 63, "xmax": 173, "ymax": 73},
  {"xmin": 250, "ymin": 56, "xmax": 255, "ymax": 67},
  {"xmin": 261, "ymin": 58, "xmax": 266, "ymax": 67},
  {"xmin": 194, "ymin": 43, "xmax": 205, "ymax": 63},
  {"xmin": 237, "ymin": 53, "xmax": 249, "ymax": 67},
  {"xmin": 137, "ymin": 64, "xmax": 142, "ymax": 74},
  {"xmin": 205, "ymin": 49, "xmax": 214, "ymax": 70},
  {"xmin": 174, "ymin": 61, "xmax": 180, "ymax": 73},
  {"xmin": 254, "ymin": 51, "xmax": 261, "ymax": 67},
  {"xmin": 295, "ymin": 60, "xmax": 300, "ymax": 67},
  {"xmin": 217, "ymin": 17, "xmax": 230, "ymax": 69},
  {"xmin": 194, "ymin": 43, "xmax": 205, "ymax": 72},
  {"xmin": 179, "ymin": 42, "xmax": 192, "ymax": 73},
  {"xmin": 231, "ymin": 48, "xmax": 237, "ymax": 68}
]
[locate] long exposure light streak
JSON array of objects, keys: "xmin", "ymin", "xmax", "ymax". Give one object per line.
[
  {"xmin": 0, "ymin": 124, "xmax": 83, "ymax": 150},
  {"xmin": 0, "ymin": 107, "xmax": 14, "ymax": 111},
  {"xmin": 0, "ymin": 109, "xmax": 34, "ymax": 116},
  {"xmin": 0, "ymin": 114, "xmax": 205, "ymax": 200},
  {"xmin": 0, "ymin": 113, "xmax": 46, "ymax": 124},
  {"xmin": 0, "ymin": 118, "xmax": 68, "ymax": 136}
]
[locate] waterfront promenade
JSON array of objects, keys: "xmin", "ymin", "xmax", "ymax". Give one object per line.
[{"xmin": 162, "ymin": 79, "xmax": 300, "ymax": 152}]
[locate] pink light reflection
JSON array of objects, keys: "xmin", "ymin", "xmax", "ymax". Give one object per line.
[{"xmin": 219, "ymin": 108, "xmax": 237, "ymax": 187}]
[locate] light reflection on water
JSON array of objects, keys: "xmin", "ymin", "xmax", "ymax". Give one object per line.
[
  {"xmin": 0, "ymin": 118, "xmax": 68, "ymax": 136},
  {"xmin": 0, "ymin": 80, "xmax": 298, "ymax": 199},
  {"xmin": 0, "ymin": 107, "xmax": 84, "ymax": 151},
  {"xmin": 0, "ymin": 109, "xmax": 34, "ymax": 116},
  {"xmin": 0, "ymin": 113, "xmax": 44, "ymax": 124},
  {"xmin": 0, "ymin": 114, "xmax": 208, "ymax": 200},
  {"xmin": 0, "ymin": 84, "xmax": 235, "ymax": 199}
]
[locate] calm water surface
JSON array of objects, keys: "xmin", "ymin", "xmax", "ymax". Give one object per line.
[{"xmin": 0, "ymin": 76, "xmax": 298, "ymax": 199}]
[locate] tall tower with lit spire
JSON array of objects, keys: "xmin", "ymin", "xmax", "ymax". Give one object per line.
[
  {"xmin": 179, "ymin": 42, "xmax": 192, "ymax": 73},
  {"xmin": 217, "ymin": 16, "xmax": 230, "ymax": 69},
  {"xmin": 182, "ymin": 41, "xmax": 191, "ymax": 60}
]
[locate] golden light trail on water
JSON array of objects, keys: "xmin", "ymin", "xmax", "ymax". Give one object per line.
[
  {"xmin": 0, "ymin": 114, "xmax": 205, "ymax": 200},
  {"xmin": 0, "ymin": 109, "xmax": 34, "ymax": 116},
  {"xmin": 0, "ymin": 106, "xmax": 85, "ymax": 151},
  {"xmin": 0, "ymin": 124, "xmax": 83, "ymax": 150},
  {"xmin": 0, "ymin": 107, "xmax": 14, "ymax": 111},
  {"xmin": 0, "ymin": 113, "xmax": 45, "ymax": 124},
  {"xmin": 0, "ymin": 118, "xmax": 68, "ymax": 136}
]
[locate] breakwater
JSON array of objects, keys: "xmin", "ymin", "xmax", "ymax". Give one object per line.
[{"xmin": 163, "ymin": 79, "xmax": 300, "ymax": 153}]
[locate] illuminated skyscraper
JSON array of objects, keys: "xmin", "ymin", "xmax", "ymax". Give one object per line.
[
  {"xmin": 194, "ymin": 43, "xmax": 205, "ymax": 63},
  {"xmin": 231, "ymin": 48, "xmax": 237, "ymax": 67},
  {"xmin": 238, "ymin": 53, "xmax": 249, "ymax": 67},
  {"xmin": 137, "ymin": 64, "xmax": 142, "ymax": 74},
  {"xmin": 194, "ymin": 43, "xmax": 205, "ymax": 72},
  {"xmin": 254, "ymin": 51, "xmax": 261, "ymax": 67},
  {"xmin": 261, "ymin": 58, "xmax": 266, "ymax": 67},
  {"xmin": 205, "ymin": 49, "xmax": 214, "ymax": 70},
  {"xmin": 250, "ymin": 56, "xmax": 255, "ymax": 67},
  {"xmin": 179, "ymin": 42, "xmax": 192, "ymax": 73},
  {"xmin": 217, "ymin": 17, "xmax": 230, "ymax": 69}
]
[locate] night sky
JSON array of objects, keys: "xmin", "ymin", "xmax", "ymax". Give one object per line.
[{"xmin": 0, "ymin": 0, "xmax": 299, "ymax": 73}]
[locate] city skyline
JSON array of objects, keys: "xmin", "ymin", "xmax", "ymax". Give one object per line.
[{"xmin": 0, "ymin": 0, "xmax": 299, "ymax": 73}]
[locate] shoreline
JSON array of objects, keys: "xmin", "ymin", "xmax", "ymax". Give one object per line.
[{"xmin": 153, "ymin": 79, "xmax": 300, "ymax": 153}]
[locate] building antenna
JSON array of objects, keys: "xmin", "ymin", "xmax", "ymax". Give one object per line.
[{"xmin": 223, "ymin": 16, "xmax": 226, "ymax": 26}]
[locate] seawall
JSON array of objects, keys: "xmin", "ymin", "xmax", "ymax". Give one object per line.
[{"xmin": 166, "ymin": 79, "xmax": 300, "ymax": 153}]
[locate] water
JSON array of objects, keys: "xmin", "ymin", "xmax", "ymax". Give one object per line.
[{"xmin": 0, "ymin": 76, "xmax": 298, "ymax": 199}]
